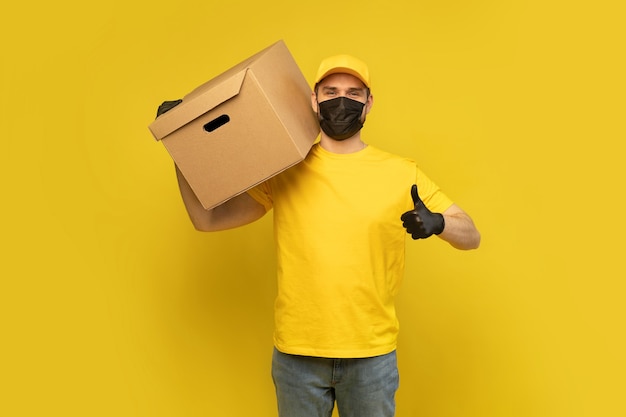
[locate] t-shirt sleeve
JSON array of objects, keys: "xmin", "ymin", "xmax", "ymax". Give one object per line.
[
  {"xmin": 246, "ymin": 180, "xmax": 273, "ymax": 212},
  {"xmin": 415, "ymin": 167, "xmax": 454, "ymax": 213}
]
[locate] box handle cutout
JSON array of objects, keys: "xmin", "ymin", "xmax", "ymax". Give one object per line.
[{"xmin": 204, "ymin": 115, "xmax": 230, "ymax": 133}]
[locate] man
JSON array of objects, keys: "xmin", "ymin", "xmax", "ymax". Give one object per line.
[{"xmin": 171, "ymin": 54, "xmax": 480, "ymax": 417}]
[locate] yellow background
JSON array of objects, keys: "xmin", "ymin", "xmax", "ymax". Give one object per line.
[{"xmin": 2, "ymin": 0, "xmax": 624, "ymax": 416}]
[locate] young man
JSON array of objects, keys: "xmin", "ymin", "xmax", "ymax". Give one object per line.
[{"xmin": 173, "ymin": 55, "xmax": 480, "ymax": 417}]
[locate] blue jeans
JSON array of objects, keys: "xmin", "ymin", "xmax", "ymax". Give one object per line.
[{"xmin": 271, "ymin": 348, "xmax": 399, "ymax": 417}]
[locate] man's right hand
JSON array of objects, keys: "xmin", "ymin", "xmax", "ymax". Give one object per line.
[{"xmin": 156, "ymin": 99, "xmax": 182, "ymax": 118}]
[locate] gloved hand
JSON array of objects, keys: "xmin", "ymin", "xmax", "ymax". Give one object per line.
[
  {"xmin": 156, "ymin": 99, "xmax": 183, "ymax": 118},
  {"xmin": 401, "ymin": 184, "xmax": 445, "ymax": 239}
]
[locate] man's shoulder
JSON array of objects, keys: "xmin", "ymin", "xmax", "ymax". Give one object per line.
[{"xmin": 366, "ymin": 145, "xmax": 416, "ymax": 166}]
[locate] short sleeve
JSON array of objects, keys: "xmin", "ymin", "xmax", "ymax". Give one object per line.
[
  {"xmin": 247, "ymin": 180, "xmax": 273, "ymax": 212},
  {"xmin": 415, "ymin": 168, "xmax": 454, "ymax": 213}
]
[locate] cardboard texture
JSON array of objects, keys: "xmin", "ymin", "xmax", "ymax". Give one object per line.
[{"xmin": 149, "ymin": 40, "xmax": 320, "ymax": 209}]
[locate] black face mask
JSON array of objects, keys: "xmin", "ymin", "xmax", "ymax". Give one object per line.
[{"xmin": 317, "ymin": 96, "xmax": 366, "ymax": 141}]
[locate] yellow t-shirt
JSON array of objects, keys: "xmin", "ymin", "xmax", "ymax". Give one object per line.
[{"xmin": 247, "ymin": 143, "xmax": 453, "ymax": 358}]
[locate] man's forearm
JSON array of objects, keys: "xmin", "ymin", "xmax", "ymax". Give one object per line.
[
  {"xmin": 439, "ymin": 208, "xmax": 481, "ymax": 250},
  {"xmin": 175, "ymin": 165, "xmax": 267, "ymax": 232}
]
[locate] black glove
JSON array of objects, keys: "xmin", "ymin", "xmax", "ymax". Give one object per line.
[
  {"xmin": 156, "ymin": 99, "xmax": 182, "ymax": 118},
  {"xmin": 401, "ymin": 184, "xmax": 445, "ymax": 239}
]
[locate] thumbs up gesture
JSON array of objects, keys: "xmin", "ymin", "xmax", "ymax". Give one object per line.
[{"xmin": 401, "ymin": 184, "xmax": 445, "ymax": 239}]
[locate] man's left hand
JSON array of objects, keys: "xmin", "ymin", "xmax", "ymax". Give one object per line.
[{"xmin": 400, "ymin": 184, "xmax": 445, "ymax": 239}]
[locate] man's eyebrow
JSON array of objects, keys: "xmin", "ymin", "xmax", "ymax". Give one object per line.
[{"xmin": 321, "ymin": 86, "xmax": 365, "ymax": 92}]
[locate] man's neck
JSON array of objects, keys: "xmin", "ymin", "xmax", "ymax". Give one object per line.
[{"xmin": 319, "ymin": 134, "xmax": 367, "ymax": 154}]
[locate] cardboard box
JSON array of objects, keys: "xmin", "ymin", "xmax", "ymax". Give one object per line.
[{"xmin": 149, "ymin": 40, "xmax": 319, "ymax": 209}]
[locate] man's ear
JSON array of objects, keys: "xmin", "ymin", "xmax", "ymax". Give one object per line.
[
  {"xmin": 311, "ymin": 91, "xmax": 319, "ymax": 113},
  {"xmin": 365, "ymin": 93, "xmax": 374, "ymax": 115}
]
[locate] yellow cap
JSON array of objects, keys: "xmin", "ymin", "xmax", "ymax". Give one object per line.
[{"xmin": 314, "ymin": 54, "xmax": 371, "ymax": 88}]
